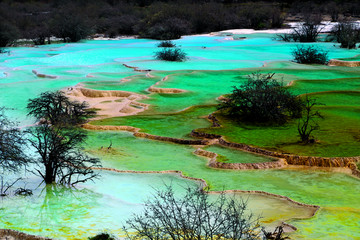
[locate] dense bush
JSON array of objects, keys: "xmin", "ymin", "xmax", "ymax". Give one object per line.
[
  {"xmin": 157, "ymin": 40, "xmax": 176, "ymax": 47},
  {"xmin": 218, "ymin": 72, "xmax": 303, "ymax": 125},
  {"xmin": 292, "ymin": 45, "xmax": 328, "ymax": 64},
  {"xmin": 155, "ymin": 47, "xmax": 187, "ymax": 61},
  {"xmin": 239, "ymin": 3, "xmax": 284, "ymax": 30},
  {"xmin": 330, "ymin": 22, "xmax": 360, "ymax": 49},
  {"xmin": 51, "ymin": 13, "xmax": 92, "ymax": 42}
]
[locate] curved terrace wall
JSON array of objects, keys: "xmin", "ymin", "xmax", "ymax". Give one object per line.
[
  {"xmin": 92, "ymin": 167, "xmax": 320, "ymax": 219},
  {"xmin": 328, "ymin": 59, "xmax": 360, "ymax": 67},
  {"xmin": 194, "ymin": 148, "xmax": 287, "ymax": 170}
]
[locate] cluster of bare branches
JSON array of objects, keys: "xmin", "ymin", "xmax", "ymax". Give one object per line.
[
  {"xmin": 330, "ymin": 22, "xmax": 360, "ymax": 49},
  {"xmin": 298, "ymin": 95, "xmax": 323, "ymax": 143},
  {"xmin": 278, "ymin": 21, "xmax": 323, "ymax": 43},
  {"xmin": 124, "ymin": 185, "xmax": 262, "ymax": 240},
  {"xmin": 0, "ymin": 108, "xmax": 27, "ymax": 172}
]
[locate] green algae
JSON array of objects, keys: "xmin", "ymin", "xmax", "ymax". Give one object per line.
[
  {"xmin": 200, "ymin": 90, "xmax": 360, "ymax": 157},
  {"xmin": 337, "ymin": 54, "xmax": 360, "ymax": 61},
  {"xmin": 203, "ymin": 145, "xmax": 275, "ymax": 163},
  {"xmin": 0, "ymin": 172, "xmax": 200, "ymax": 239},
  {"xmin": 90, "ymin": 105, "xmax": 215, "ymax": 139}
]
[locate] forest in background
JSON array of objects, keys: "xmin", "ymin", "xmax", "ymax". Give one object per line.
[{"xmin": 0, "ymin": 0, "xmax": 360, "ymax": 45}]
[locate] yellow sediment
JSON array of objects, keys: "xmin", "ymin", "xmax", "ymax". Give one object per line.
[
  {"xmin": 147, "ymin": 86, "xmax": 187, "ymax": 93},
  {"xmin": 146, "ymin": 74, "xmax": 187, "ymax": 94},
  {"xmin": 0, "ymin": 229, "xmax": 53, "ymax": 240},
  {"xmin": 65, "ymin": 87, "xmax": 149, "ymax": 120}
]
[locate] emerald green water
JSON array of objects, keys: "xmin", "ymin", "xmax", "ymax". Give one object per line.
[
  {"xmin": 85, "ymin": 131, "xmax": 360, "ymax": 239},
  {"xmin": 203, "ymin": 145, "xmax": 275, "ymax": 163},
  {"xmin": 91, "ymin": 106, "xmax": 215, "ymax": 139},
  {"xmin": 0, "ymin": 172, "xmax": 201, "ymax": 239},
  {"xmin": 1, "ymin": 34, "xmax": 360, "ymax": 239}
]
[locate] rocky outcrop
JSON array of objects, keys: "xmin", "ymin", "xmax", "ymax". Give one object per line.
[
  {"xmin": 0, "ymin": 229, "xmax": 52, "ymax": 240},
  {"xmin": 328, "ymin": 59, "xmax": 360, "ymax": 67}
]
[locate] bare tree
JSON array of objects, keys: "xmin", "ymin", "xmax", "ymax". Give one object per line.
[
  {"xmin": 50, "ymin": 10, "xmax": 92, "ymax": 43},
  {"xmin": 0, "ymin": 108, "xmax": 27, "ymax": 196},
  {"xmin": 0, "ymin": 108, "xmax": 27, "ymax": 172},
  {"xmin": 26, "ymin": 91, "xmax": 101, "ymax": 185},
  {"xmin": 298, "ymin": 95, "xmax": 323, "ymax": 143},
  {"xmin": 330, "ymin": 22, "xmax": 360, "ymax": 49},
  {"xmin": 278, "ymin": 21, "xmax": 322, "ymax": 43},
  {"xmin": 26, "ymin": 124, "xmax": 101, "ymax": 185},
  {"xmin": 123, "ymin": 185, "xmax": 262, "ymax": 240}
]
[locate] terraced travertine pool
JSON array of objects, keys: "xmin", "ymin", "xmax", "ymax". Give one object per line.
[{"xmin": 0, "ymin": 32, "xmax": 360, "ymax": 239}]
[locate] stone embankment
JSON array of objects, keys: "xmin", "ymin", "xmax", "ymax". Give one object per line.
[
  {"xmin": 0, "ymin": 229, "xmax": 52, "ymax": 240},
  {"xmin": 85, "ymin": 121, "xmax": 359, "ymax": 175},
  {"xmin": 328, "ymin": 59, "xmax": 360, "ymax": 67},
  {"xmin": 147, "ymin": 74, "xmax": 187, "ymax": 94},
  {"xmin": 191, "ymin": 114, "xmax": 360, "ymax": 175},
  {"xmin": 83, "ymin": 123, "xmax": 209, "ymax": 145},
  {"xmin": 217, "ymin": 137, "xmax": 359, "ymax": 168},
  {"xmin": 194, "ymin": 148, "xmax": 287, "ymax": 170},
  {"xmin": 123, "ymin": 63, "xmax": 151, "ymax": 72},
  {"xmin": 93, "ymin": 167, "xmax": 320, "ymax": 223},
  {"xmin": 82, "ymin": 123, "xmax": 140, "ymax": 132},
  {"xmin": 147, "ymin": 86, "xmax": 187, "ymax": 93}
]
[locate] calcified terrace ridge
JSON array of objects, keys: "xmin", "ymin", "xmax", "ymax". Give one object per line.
[{"xmin": 1, "ymin": 27, "xmax": 360, "ymax": 239}]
